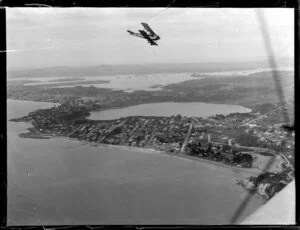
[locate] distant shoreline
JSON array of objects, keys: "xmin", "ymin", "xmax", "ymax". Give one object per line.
[{"xmin": 8, "ymin": 61, "xmax": 293, "ymax": 78}]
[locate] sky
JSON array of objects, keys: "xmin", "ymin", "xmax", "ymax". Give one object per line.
[{"xmin": 7, "ymin": 8, "xmax": 294, "ymax": 70}]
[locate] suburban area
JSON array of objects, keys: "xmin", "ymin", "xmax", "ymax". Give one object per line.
[{"xmin": 8, "ymin": 69, "xmax": 295, "ymax": 201}]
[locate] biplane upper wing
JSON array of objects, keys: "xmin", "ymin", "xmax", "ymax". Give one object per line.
[
  {"xmin": 141, "ymin": 22, "xmax": 156, "ymax": 35},
  {"xmin": 139, "ymin": 30, "xmax": 158, "ymax": 45}
]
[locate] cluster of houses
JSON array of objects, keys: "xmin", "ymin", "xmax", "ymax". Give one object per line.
[
  {"xmin": 11, "ymin": 96, "xmax": 294, "ymax": 171},
  {"xmin": 243, "ymin": 121, "xmax": 294, "ymax": 164},
  {"xmin": 69, "ymin": 115, "xmax": 193, "ymax": 149},
  {"xmin": 10, "ymin": 100, "xmax": 94, "ymax": 133}
]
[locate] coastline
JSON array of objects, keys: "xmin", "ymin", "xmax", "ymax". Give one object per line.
[
  {"xmin": 53, "ymin": 135, "xmax": 262, "ymax": 176},
  {"xmin": 6, "ymin": 98, "xmax": 279, "ymax": 176}
]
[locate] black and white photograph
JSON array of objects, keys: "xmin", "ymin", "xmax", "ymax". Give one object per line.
[{"xmin": 6, "ymin": 7, "xmax": 295, "ymax": 225}]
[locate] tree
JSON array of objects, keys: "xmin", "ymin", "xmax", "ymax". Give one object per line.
[
  {"xmin": 206, "ymin": 143, "xmax": 212, "ymax": 153},
  {"xmin": 175, "ymin": 114, "xmax": 182, "ymax": 120},
  {"xmin": 266, "ymin": 183, "xmax": 286, "ymax": 198}
]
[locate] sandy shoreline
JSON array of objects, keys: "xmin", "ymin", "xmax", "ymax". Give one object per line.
[{"xmin": 54, "ymin": 135, "xmax": 262, "ymax": 176}]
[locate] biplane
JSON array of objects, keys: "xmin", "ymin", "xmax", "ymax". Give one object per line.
[{"xmin": 127, "ymin": 22, "xmax": 160, "ymax": 46}]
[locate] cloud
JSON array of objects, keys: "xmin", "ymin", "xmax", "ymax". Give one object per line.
[{"xmin": 6, "ymin": 8, "xmax": 294, "ymax": 69}]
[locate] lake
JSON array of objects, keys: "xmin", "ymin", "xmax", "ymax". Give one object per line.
[
  {"xmin": 88, "ymin": 102, "xmax": 251, "ymax": 120},
  {"xmin": 7, "ymin": 99, "xmax": 265, "ymax": 225}
]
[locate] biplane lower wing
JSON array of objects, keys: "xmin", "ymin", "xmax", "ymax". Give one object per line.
[
  {"xmin": 127, "ymin": 30, "xmax": 144, "ymax": 38},
  {"xmin": 139, "ymin": 30, "xmax": 158, "ymax": 46}
]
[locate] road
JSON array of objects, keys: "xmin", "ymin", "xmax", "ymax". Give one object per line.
[
  {"xmin": 180, "ymin": 123, "xmax": 193, "ymax": 153},
  {"xmin": 228, "ymin": 138, "xmax": 235, "ymax": 146},
  {"xmin": 239, "ymin": 105, "xmax": 285, "ymax": 127},
  {"xmin": 145, "ymin": 129, "xmax": 156, "ymax": 146},
  {"xmin": 191, "ymin": 117, "xmax": 201, "ymax": 126},
  {"xmin": 68, "ymin": 124, "xmax": 84, "ymax": 137}
]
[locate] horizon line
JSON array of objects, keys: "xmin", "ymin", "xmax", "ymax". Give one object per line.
[{"xmin": 8, "ymin": 56, "xmax": 294, "ymax": 72}]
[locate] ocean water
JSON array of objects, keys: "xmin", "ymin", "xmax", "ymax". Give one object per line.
[{"xmin": 7, "ymin": 100, "xmax": 265, "ymax": 225}]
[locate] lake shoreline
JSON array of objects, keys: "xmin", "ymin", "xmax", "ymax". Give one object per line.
[{"xmin": 87, "ymin": 101, "xmax": 251, "ymax": 121}]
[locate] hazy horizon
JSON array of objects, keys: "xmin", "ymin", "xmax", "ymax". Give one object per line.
[
  {"xmin": 8, "ymin": 56, "xmax": 294, "ymax": 72},
  {"xmin": 7, "ymin": 8, "xmax": 294, "ymax": 70}
]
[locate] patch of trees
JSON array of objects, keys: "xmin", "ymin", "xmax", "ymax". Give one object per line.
[
  {"xmin": 215, "ymin": 114, "xmax": 225, "ymax": 120},
  {"xmin": 186, "ymin": 141, "xmax": 253, "ymax": 167},
  {"xmin": 60, "ymin": 109, "xmax": 90, "ymax": 122},
  {"xmin": 248, "ymin": 172, "xmax": 291, "ymax": 199},
  {"xmin": 226, "ymin": 112, "xmax": 255, "ymax": 119},
  {"xmin": 255, "ymin": 172, "xmax": 290, "ymax": 186},
  {"xmin": 111, "ymin": 126, "xmax": 123, "ymax": 135},
  {"xmin": 234, "ymin": 153, "xmax": 253, "ymax": 168}
]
